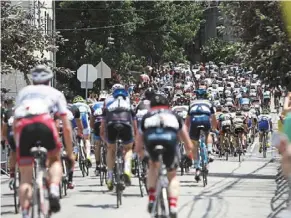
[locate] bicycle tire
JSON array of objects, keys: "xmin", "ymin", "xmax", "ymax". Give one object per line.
[
  {"xmin": 137, "ymin": 158, "xmax": 144, "ymax": 197},
  {"xmin": 99, "ymin": 147, "xmax": 104, "ymax": 186},
  {"xmin": 161, "ymin": 188, "xmax": 170, "ymax": 217},
  {"xmin": 13, "ymin": 171, "xmax": 20, "ymax": 214},
  {"xmin": 263, "ymin": 133, "xmax": 267, "ymax": 158}
]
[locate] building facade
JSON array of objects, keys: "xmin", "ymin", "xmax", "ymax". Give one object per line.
[{"xmin": 1, "ymin": 0, "xmax": 55, "ymax": 97}]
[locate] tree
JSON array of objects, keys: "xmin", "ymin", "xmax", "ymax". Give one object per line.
[
  {"xmin": 201, "ymin": 38, "xmax": 241, "ymax": 63},
  {"xmin": 220, "ymin": 1, "xmax": 291, "ymax": 86},
  {"xmin": 1, "ymin": 1, "xmax": 71, "ymax": 84}
]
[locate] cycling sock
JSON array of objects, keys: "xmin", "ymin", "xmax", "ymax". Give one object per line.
[
  {"xmin": 85, "ymin": 139, "xmax": 91, "ymax": 157},
  {"xmin": 50, "ymin": 183, "xmax": 59, "ymax": 197},
  {"xmin": 68, "ymin": 171, "xmax": 73, "ymax": 182},
  {"xmin": 22, "ymin": 208, "xmax": 29, "ymax": 218},
  {"xmin": 207, "ymin": 143, "xmax": 213, "ymax": 153},
  {"xmin": 194, "ymin": 160, "xmax": 200, "ymax": 169},
  {"xmin": 148, "ymin": 188, "xmax": 156, "ymax": 203},
  {"xmin": 169, "ymin": 197, "xmax": 178, "ymax": 212},
  {"xmin": 108, "ymin": 170, "xmax": 113, "ymax": 180}
]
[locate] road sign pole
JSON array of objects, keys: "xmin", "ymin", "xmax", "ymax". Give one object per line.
[
  {"xmin": 85, "ymin": 64, "xmax": 88, "ymax": 100},
  {"xmin": 101, "ymin": 58, "xmax": 104, "ymax": 90}
]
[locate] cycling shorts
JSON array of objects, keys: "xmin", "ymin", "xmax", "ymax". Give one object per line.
[
  {"xmin": 189, "ymin": 115, "xmax": 211, "ymax": 141},
  {"xmin": 14, "ymin": 114, "xmax": 61, "ymax": 166},
  {"xmin": 258, "ymin": 120, "xmax": 270, "ymax": 132},
  {"xmin": 143, "ymin": 128, "xmax": 178, "ymax": 170},
  {"xmin": 106, "ymin": 122, "xmax": 133, "ymax": 144}
]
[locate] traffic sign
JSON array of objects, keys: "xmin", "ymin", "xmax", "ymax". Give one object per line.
[
  {"xmin": 96, "ymin": 60, "xmax": 111, "ymax": 79},
  {"xmin": 81, "ymin": 82, "xmax": 93, "ymax": 89},
  {"xmin": 77, "ymin": 64, "xmax": 98, "ymax": 82}
]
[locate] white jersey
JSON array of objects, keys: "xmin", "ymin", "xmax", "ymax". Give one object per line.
[
  {"xmin": 73, "ymin": 102, "xmax": 91, "ymax": 115},
  {"xmin": 258, "ymin": 114, "xmax": 271, "ymax": 122},
  {"xmin": 14, "ymin": 85, "xmax": 67, "ymax": 119}
]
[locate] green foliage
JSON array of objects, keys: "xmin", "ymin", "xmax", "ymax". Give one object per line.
[
  {"xmin": 201, "ymin": 38, "xmax": 241, "ymax": 63},
  {"xmin": 56, "ymin": 1, "xmax": 204, "ymax": 92},
  {"xmin": 220, "ymin": 1, "xmax": 291, "ymax": 86},
  {"xmin": 1, "ymin": 1, "xmax": 72, "ymax": 84}
]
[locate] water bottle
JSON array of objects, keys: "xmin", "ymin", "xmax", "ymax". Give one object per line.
[
  {"xmin": 283, "ymin": 112, "xmax": 291, "ymax": 142},
  {"xmin": 73, "ymin": 146, "xmax": 79, "ymax": 154}
]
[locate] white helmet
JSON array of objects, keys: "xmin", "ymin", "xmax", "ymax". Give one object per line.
[
  {"xmin": 31, "ymin": 65, "xmax": 53, "ymax": 83},
  {"xmin": 112, "ymin": 83, "xmax": 124, "ymax": 92}
]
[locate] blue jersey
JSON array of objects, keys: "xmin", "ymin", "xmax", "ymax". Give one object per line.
[
  {"xmin": 188, "ymin": 100, "xmax": 214, "ymax": 117},
  {"xmin": 73, "ymin": 102, "xmax": 91, "ymax": 129},
  {"xmin": 240, "ymin": 98, "xmax": 250, "ymax": 105},
  {"xmin": 92, "ymin": 101, "xmax": 104, "ymax": 123}
]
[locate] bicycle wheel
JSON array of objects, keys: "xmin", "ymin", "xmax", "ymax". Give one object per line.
[
  {"xmin": 137, "ymin": 158, "xmax": 144, "ymax": 197},
  {"xmin": 238, "ymin": 138, "xmax": 242, "ymax": 162},
  {"xmin": 99, "ymin": 146, "xmax": 106, "ymax": 186},
  {"xmin": 224, "ymin": 136, "xmax": 229, "ymax": 161},
  {"xmin": 13, "ymin": 170, "xmax": 20, "ymax": 214},
  {"xmin": 161, "ymin": 187, "xmax": 170, "ymax": 217},
  {"xmin": 263, "ymin": 133, "xmax": 267, "ymax": 158}
]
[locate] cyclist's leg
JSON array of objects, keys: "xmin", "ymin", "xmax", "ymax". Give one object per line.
[
  {"xmin": 258, "ymin": 131, "xmax": 263, "ymax": 152},
  {"xmin": 189, "ymin": 122, "xmax": 200, "ymax": 170},
  {"xmin": 105, "ymin": 124, "xmax": 117, "ymax": 190},
  {"xmin": 93, "ymin": 121, "xmax": 102, "ymax": 169},
  {"xmin": 8, "ymin": 136, "xmax": 17, "ymax": 184},
  {"xmin": 83, "ymin": 127, "xmax": 92, "ymax": 165}
]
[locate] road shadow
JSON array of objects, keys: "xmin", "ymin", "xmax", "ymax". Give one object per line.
[
  {"xmin": 267, "ymin": 166, "xmax": 289, "ymax": 218},
  {"xmin": 179, "ymin": 160, "xmax": 272, "ymax": 218},
  {"xmin": 75, "ymin": 204, "xmax": 116, "ymax": 209},
  {"xmin": 208, "ymin": 172, "xmax": 275, "ymax": 180},
  {"xmin": 78, "ymin": 189, "xmax": 108, "ymax": 194},
  {"xmin": 1, "ymin": 211, "xmax": 15, "ymax": 216}
]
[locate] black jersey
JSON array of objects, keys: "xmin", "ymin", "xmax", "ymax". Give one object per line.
[{"xmin": 135, "ymin": 100, "xmax": 151, "ymax": 122}]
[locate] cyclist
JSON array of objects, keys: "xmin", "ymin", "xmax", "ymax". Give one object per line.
[
  {"xmin": 262, "ymin": 87, "xmax": 271, "ymax": 109},
  {"xmin": 185, "ymin": 88, "xmax": 217, "ymax": 181},
  {"xmin": 100, "ymin": 86, "xmax": 137, "ymax": 190},
  {"xmin": 1, "ymin": 97, "xmax": 16, "ymax": 188},
  {"xmin": 258, "ymin": 108, "xmax": 273, "ymax": 153},
  {"xmin": 135, "ymin": 94, "xmax": 193, "ymax": 218},
  {"xmin": 90, "ymin": 99, "xmax": 105, "ymax": 175},
  {"xmin": 218, "ymin": 107, "xmax": 232, "ymax": 154},
  {"xmin": 72, "ymin": 95, "xmax": 92, "ymax": 167},
  {"xmin": 136, "ymin": 88, "xmax": 154, "ymax": 126},
  {"xmin": 65, "ymin": 98, "xmax": 84, "ymax": 189},
  {"xmin": 13, "ymin": 65, "xmax": 74, "ymax": 216},
  {"xmin": 233, "ymin": 110, "xmax": 247, "ymax": 153}
]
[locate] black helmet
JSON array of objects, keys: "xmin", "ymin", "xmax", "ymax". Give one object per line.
[
  {"xmin": 150, "ymin": 94, "xmax": 169, "ymax": 107},
  {"xmin": 144, "ymin": 88, "xmax": 155, "ymax": 100}
]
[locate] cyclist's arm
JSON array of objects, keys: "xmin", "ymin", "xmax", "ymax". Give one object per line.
[{"xmin": 57, "ymin": 95, "xmax": 73, "ymax": 157}]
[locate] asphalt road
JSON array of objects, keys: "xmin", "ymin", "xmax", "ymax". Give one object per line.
[{"xmin": 0, "ymin": 107, "xmax": 287, "ymax": 218}]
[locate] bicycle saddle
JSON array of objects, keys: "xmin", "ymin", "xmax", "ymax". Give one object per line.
[
  {"xmin": 113, "ymin": 123, "xmax": 124, "ymax": 132},
  {"xmin": 154, "ymin": 145, "xmax": 165, "ymax": 155},
  {"xmin": 30, "ymin": 146, "xmax": 47, "ymax": 157}
]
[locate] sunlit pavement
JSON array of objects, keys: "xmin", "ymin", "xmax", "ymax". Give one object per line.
[{"xmin": 1, "ymin": 111, "xmax": 288, "ymax": 218}]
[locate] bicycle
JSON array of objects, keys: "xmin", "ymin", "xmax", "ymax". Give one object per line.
[
  {"xmin": 77, "ymin": 137, "xmax": 89, "ymax": 177},
  {"xmin": 30, "ymin": 144, "xmax": 50, "ymax": 218},
  {"xmin": 112, "ymin": 123, "xmax": 126, "ymax": 208},
  {"xmin": 9, "ymin": 165, "xmax": 20, "ymax": 214},
  {"xmin": 274, "ymin": 97, "xmax": 280, "ymax": 113},
  {"xmin": 59, "ymin": 148, "xmax": 69, "ymax": 198},
  {"xmin": 136, "ymin": 155, "xmax": 148, "ymax": 197},
  {"xmin": 98, "ymin": 140, "xmax": 107, "ymax": 186},
  {"xmin": 178, "ymin": 142, "xmax": 190, "ymax": 176},
  {"xmin": 262, "ymin": 131, "xmax": 268, "ymax": 158},
  {"xmin": 197, "ymin": 126, "xmax": 208, "ymax": 187},
  {"xmin": 150, "ymin": 145, "xmax": 170, "ymax": 218}
]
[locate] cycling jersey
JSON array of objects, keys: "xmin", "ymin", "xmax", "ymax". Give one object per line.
[
  {"xmin": 172, "ymin": 105, "xmax": 188, "ymax": 120},
  {"xmin": 91, "ymin": 101, "xmax": 104, "ymax": 140},
  {"xmin": 240, "ymin": 98, "xmax": 250, "ymax": 105},
  {"xmin": 73, "ymin": 102, "xmax": 91, "ymax": 135},
  {"xmin": 188, "ymin": 99, "xmax": 215, "ymax": 140},
  {"xmin": 140, "ymin": 109, "xmax": 183, "ymax": 169},
  {"xmin": 67, "ymin": 104, "xmax": 81, "ymax": 128},
  {"xmin": 14, "ymin": 85, "xmax": 67, "ymax": 166},
  {"xmin": 263, "ymin": 91, "xmax": 271, "ymax": 99},
  {"xmin": 135, "ymin": 100, "xmax": 151, "ymax": 125},
  {"xmin": 258, "ymin": 114, "xmax": 272, "ymax": 132},
  {"xmin": 103, "ymin": 95, "xmax": 135, "ymax": 144}
]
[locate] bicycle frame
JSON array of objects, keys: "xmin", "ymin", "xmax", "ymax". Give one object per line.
[{"xmin": 151, "ymin": 147, "xmax": 170, "ymax": 218}]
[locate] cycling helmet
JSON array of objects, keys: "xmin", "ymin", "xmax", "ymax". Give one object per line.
[
  {"xmin": 31, "ymin": 65, "xmax": 53, "ymax": 83},
  {"xmin": 112, "ymin": 84, "xmax": 124, "ymax": 92},
  {"xmin": 144, "ymin": 87, "xmax": 155, "ymax": 100},
  {"xmin": 262, "ymin": 108, "xmax": 269, "ymax": 114},
  {"xmin": 150, "ymin": 94, "xmax": 169, "ymax": 107},
  {"xmin": 195, "ymin": 89, "xmax": 207, "ymax": 99},
  {"xmin": 235, "ymin": 110, "xmax": 242, "ymax": 116},
  {"xmin": 112, "ymin": 88, "xmax": 128, "ymax": 98},
  {"xmin": 73, "ymin": 95, "xmax": 85, "ymax": 103},
  {"xmin": 216, "ymin": 105, "xmax": 222, "ymax": 111}
]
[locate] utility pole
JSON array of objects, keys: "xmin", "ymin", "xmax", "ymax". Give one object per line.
[{"xmin": 52, "ymin": 0, "xmax": 57, "ymax": 87}]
